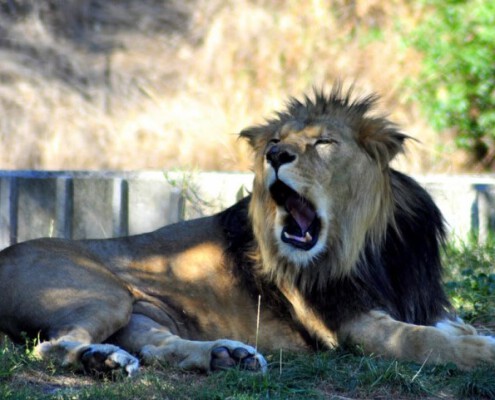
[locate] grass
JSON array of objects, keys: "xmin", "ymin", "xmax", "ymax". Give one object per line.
[
  {"xmin": 1, "ymin": 240, "xmax": 495, "ymax": 399},
  {"xmin": 2, "ymin": 341, "xmax": 495, "ymax": 400},
  {"xmin": 443, "ymin": 241, "xmax": 495, "ymax": 329}
]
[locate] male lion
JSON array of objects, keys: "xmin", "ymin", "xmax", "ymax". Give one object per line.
[{"xmin": 1, "ymin": 85, "xmax": 494, "ymax": 376}]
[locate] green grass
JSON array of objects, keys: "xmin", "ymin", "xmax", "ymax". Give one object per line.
[
  {"xmin": 4, "ymin": 342, "xmax": 495, "ymax": 400},
  {"xmin": 443, "ymin": 240, "xmax": 495, "ymax": 328},
  {"xmin": 1, "ymin": 240, "xmax": 495, "ymax": 399}
]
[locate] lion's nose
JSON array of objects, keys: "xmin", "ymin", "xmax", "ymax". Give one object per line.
[{"xmin": 266, "ymin": 145, "xmax": 296, "ymax": 171}]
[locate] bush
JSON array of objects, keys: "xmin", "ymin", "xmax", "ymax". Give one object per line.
[{"xmin": 412, "ymin": 0, "xmax": 495, "ymax": 169}]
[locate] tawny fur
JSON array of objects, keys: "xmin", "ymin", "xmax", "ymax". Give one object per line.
[{"xmin": 0, "ymin": 85, "xmax": 494, "ymax": 375}]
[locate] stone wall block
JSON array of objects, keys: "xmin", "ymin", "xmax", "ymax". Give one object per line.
[
  {"xmin": 16, "ymin": 177, "xmax": 58, "ymax": 242},
  {"xmin": 72, "ymin": 178, "xmax": 116, "ymax": 239},
  {"xmin": 127, "ymin": 177, "xmax": 180, "ymax": 235}
]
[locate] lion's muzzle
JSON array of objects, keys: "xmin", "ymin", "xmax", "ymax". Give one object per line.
[
  {"xmin": 266, "ymin": 144, "xmax": 296, "ymax": 172},
  {"xmin": 269, "ymin": 180, "xmax": 321, "ymax": 250}
]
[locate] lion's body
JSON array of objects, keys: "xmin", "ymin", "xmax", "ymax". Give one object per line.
[
  {"xmin": 0, "ymin": 202, "xmax": 308, "ymax": 350},
  {"xmin": 1, "ymin": 86, "xmax": 494, "ymax": 374}
]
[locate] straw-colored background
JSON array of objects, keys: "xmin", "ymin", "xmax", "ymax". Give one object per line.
[{"xmin": 0, "ymin": 0, "xmax": 463, "ymax": 173}]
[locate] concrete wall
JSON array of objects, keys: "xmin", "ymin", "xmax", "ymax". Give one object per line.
[{"xmin": 1, "ymin": 170, "xmax": 495, "ymax": 250}]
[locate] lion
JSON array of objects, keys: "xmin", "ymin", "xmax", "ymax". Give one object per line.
[{"xmin": 1, "ymin": 84, "xmax": 494, "ymax": 376}]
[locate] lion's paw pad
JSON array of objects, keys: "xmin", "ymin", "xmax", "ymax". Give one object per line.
[
  {"xmin": 80, "ymin": 344, "xmax": 139, "ymax": 377},
  {"xmin": 210, "ymin": 346, "xmax": 267, "ymax": 372}
]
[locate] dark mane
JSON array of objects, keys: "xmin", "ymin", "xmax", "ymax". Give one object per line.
[
  {"xmin": 218, "ymin": 170, "xmax": 452, "ymax": 343},
  {"xmin": 313, "ymin": 171, "xmax": 451, "ymax": 331},
  {"xmin": 292, "ymin": 170, "xmax": 451, "ymax": 329},
  {"xmin": 371, "ymin": 170, "xmax": 451, "ymax": 324}
]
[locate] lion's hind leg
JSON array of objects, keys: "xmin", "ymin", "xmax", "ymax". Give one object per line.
[
  {"xmin": 113, "ymin": 313, "xmax": 267, "ymax": 373},
  {"xmin": 0, "ymin": 240, "xmax": 141, "ymax": 376},
  {"xmin": 26, "ymin": 269, "xmax": 140, "ymax": 376},
  {"xmin": 33, "ymin": 301, "xmax": 140, "ymax": 377},
  {"xmin": 35, "ymin": 333, "xmax": 140, "ymax": 377}
]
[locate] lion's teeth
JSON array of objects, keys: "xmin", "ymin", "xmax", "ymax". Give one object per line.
[{"xmin": 284, "ymin": 231, "xmax": 313, "ymax": 243}]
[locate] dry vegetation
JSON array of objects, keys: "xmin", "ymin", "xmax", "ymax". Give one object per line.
[{"xmin": 0, "ymin": 0, "xmax": 462, "ymax": 172}]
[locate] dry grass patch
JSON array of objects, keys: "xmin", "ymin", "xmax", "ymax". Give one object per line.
[{"xmin": 0, "ymin": 0, "xmax": 463, "ymax": 172}]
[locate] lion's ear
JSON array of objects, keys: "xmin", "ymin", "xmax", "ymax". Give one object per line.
[
  {"xmin": 239, "ymin": 126, "xmax": 267, "ymax": 149},
  {"xmin": 358, "ymin": 118, "xmax": 409, "ymax": 167}
]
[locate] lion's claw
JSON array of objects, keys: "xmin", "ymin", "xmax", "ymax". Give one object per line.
[
  {"xmin": 80, "ymin": 344, "xmax": 140, "ymax": 377},
  {"xmin": 210, "ymin": 345, "xmax": 266, "ymax": 372},
  {"xmin": 240, "ymin": 355, "xmax": 262, "ymax": 371},
  {"xmin": 231, "ymin": 347, "xmax": 251, "ymax": 361},
  {"xmin": 211, "ymin": 346, "xmax": 237, "ymax": 370}
]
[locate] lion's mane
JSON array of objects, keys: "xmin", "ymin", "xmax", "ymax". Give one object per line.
[{"xmin": 221, "ymin": 87, "xmax": 452, "ymax": 346}]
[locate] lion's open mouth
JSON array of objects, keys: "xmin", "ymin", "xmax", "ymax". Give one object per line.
[{"xmin": 269, "ymin": 180, "xmax": 320, "ymax": 250}]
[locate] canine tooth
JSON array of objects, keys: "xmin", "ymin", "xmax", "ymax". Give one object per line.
[
  {"xmin": 285, "ymin": 233, "xmax": 299, "ymax": 241},
  {"xmin": 284, "ymin": 231, "xmax": 313, "ymax": 243}
]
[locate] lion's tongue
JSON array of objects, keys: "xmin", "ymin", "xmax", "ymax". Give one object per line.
[{"xmin": 285, "ymin": 196, "xmax": 316, "ymax": 235}]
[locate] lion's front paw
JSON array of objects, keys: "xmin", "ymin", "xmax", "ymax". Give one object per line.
[
  {"xmin": 452, "ymin": 335, "xmax": 495, "ymax": 369},
  {"xmin": 80, "ymin": 344, "xmax": 140, "ymax": 377},
  {"xmin": 210, "ymin": 341, "xmax": 267, "ymax": 373}
]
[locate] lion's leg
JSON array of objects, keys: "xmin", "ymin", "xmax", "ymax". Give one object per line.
[
  {"xmin": 0, "ymin": 241, "xmax": 141, "ymax": 376},
  {"xmin": 30, "ymin": 279, "xmax": 140, "ymax": 376},
  {"xmin": 338, "ymin": 310, "xmax": 495, "ymax": 369},
  {"xmin": 35, "ymin": 328, "xmax": 140, "ymax": 377},
  {"xmin": 434, "ymin": 318, "xmax": 478, "ymax": 336},
  {"xmin": 113, "ymin": 313, "xmax": 267, "ymax": 373}
]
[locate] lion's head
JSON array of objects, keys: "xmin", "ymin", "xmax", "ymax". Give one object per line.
[{"xmin": 240, "ymin": 85, "xmax": 409, "ymax": 289}]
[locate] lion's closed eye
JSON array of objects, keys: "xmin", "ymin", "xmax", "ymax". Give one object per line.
[{"xmin": 314, "ymin": 138, "xmax": 337, "ymax": 146}]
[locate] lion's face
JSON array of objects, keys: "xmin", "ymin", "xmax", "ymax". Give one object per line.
[
  {"xmin": 241, "ymin": 87, "xmax": 408, "ymax": 282},
  {"xmin": 254, "ymin": 121, "xmax": 380, "ymax": 266}
]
